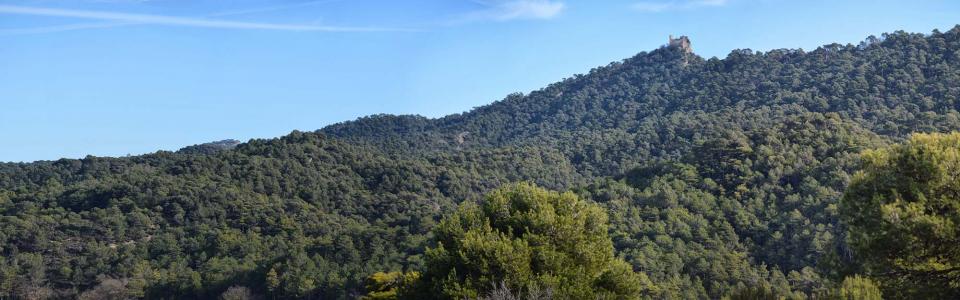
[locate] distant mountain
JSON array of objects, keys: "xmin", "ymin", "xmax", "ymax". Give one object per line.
[{"xmin": 0, "ymin": 26, "xmax": 958, "ymax": 299}]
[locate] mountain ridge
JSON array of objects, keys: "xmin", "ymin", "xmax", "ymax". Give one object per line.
[{"xmin": 321, "ymin": 27, "xmax": 958, "ymax": 151}]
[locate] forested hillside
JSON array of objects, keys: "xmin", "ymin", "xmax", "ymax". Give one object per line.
[{"xmin": 1, "ymin": 26, "xmax": 959, "ymax": 299}]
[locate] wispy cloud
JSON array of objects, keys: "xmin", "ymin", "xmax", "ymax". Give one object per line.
[
  {"xmin": 632, "ymin": 0, "xmax": 727, "ymax": 13},
  {"xmin": 0, "ymin": 21, "xmax": 135, "ymax": 35},
  {"xmin": 462, "ymin": 0, "xmax": 566, "ymax": 22},
  {"xmin": 0, "ymin": 1, "xmax": 352, "ymax": 35},
  {"xmin": 206, "ymin": 0, "xmax": 343, "ymax": 18},
  {"xmin": 0, "ymin": 4, "xmax": 408, "ymax": 33}
]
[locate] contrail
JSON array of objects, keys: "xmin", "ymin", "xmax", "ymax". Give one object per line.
[{"xmin": 0, "ymin": 4, "xmax": 409, "ymax": 33}]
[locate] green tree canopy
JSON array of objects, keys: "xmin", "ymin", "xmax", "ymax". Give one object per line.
[
  {"xmin": 412, "ymin": 183, "xmax": 653, "ymax": 299},
  {"xmin": 826, "ymin": 275, "xmax": 882, "ymax": 300},
  {"xmin": 841, "ymin": 132, "xmax": 960, "ymax": 298}
]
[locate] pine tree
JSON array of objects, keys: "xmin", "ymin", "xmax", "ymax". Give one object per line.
[
  {"xmin": 408, "ymin": 183, "xmax": 654, "ymax": 299},
  {"xmin": 841, "ymin": 132, "xmax": 960, "ymax": 298}
]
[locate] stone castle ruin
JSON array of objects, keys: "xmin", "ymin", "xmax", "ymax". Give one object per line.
[{"xmin": 668, "ymin": 35, "xmax": 692, "ymax": 54}]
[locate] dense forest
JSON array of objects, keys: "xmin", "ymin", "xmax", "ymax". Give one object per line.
[{"xmin": 1, "ymin": 26, "xmax": 959, "ymax": 299}]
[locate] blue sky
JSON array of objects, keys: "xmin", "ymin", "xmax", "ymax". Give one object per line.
[{"xmin": 1, "ymin": 0, "xmax": 958, "ymax": 162}]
